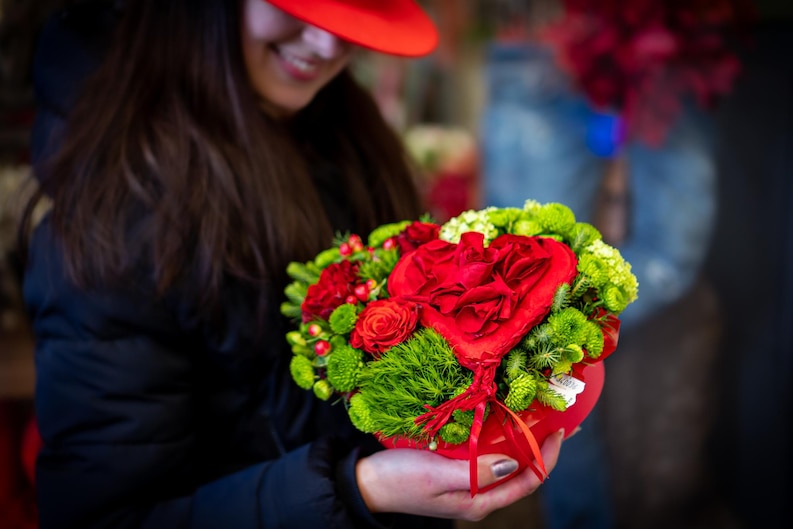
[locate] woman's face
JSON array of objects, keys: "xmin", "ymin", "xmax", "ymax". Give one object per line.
[{"xmin": 241, "ymin": 0, "xmax": 355, "ymax": 115}]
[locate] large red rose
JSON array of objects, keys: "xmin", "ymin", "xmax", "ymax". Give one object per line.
[
  {"xmin": 350, "ymin": 298, "xmax": 420, "ymax": 355},
  {"xmin": 388, "ymin": 233, "xmax": 577, "ymax": 368},
  {"xmin": 301, "ymin": 260, "xmax": 359, "ymax": 322}
]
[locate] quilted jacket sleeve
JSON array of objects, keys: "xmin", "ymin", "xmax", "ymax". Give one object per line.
[{"xmin": 22, "ymin": 218, "xmax": 388, "ymax": 529}]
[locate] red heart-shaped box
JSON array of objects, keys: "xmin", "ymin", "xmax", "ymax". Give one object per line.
[{"xmin": 378, "ymin": 361, "xmax": 604, "ymax": 482}]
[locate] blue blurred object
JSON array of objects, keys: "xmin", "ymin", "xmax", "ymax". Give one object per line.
[{"xmin": 586, "ymin": 111, "xmax": 624, "ymax": 159}]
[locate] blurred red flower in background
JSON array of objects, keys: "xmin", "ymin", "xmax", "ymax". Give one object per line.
[{"xmin": 540, "ymin": 0, "xmax": 755, "ymax": 145}]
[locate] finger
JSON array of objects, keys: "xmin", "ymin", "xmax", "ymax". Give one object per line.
[
  {"xmin": 459, "ymin": 430, "xmax": 567, "ymax": 520},
  {"xmin": 537, "ymin": 428, "xmax": 564, "ymax": 477},
  {"xmin": 475, "ymin": 453, "xmax": 520, "ymax": 491},
  {"xmin": 565, "ymin": 426, "xmax": 583, "ymax": 440}
]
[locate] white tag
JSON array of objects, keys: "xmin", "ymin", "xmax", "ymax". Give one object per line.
[{"xmin": 549, "ymin": 374, "xmax": 586, "ymax": 407}]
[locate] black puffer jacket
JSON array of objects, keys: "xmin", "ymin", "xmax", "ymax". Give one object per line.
[{"xmin": 25, "ymin": 3, "xmax": 449, "ymax": 528}]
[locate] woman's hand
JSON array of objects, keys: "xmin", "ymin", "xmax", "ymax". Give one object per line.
[{"xmin": 355, "ymin": 429, "xmax": 564, "ymax": 522}]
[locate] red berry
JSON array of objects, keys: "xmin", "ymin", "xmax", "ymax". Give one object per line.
[
  {"xmin": 314, "ymin": 340, "xmax": 331, "ymax": 356},
  {"xmin": 365, "ymin": 279, "xmax": 377, "ymax": 290},
  {"xmin": 345, "ymin": 295, "xmax": 358, "ymax": 305},
  {"xmin": 383, "ymin": 238, "xmax": 396, "ymax": 251},
  {"xmin": 307, "ymin": 324, "xmax": 322, "ymax": 337},
  {"xmin": 354, "ymin": 283, "xmax": 370, "ymax": 302},
  {"xmin": 349, "ymin": 234, "xmax": 364, "ymax": 252},
  {"xmin": 339, "ymin": 242, "xmax": 352, "ymax": 256}
]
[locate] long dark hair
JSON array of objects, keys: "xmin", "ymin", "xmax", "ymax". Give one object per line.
[{"xmin": 22, "ymin": 0, "xmax": 421, "ymax": 314}]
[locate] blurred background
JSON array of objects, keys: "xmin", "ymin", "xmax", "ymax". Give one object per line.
[{"xmin": 1, "ymin": 1, "xmax": 791, "ymax": 528}]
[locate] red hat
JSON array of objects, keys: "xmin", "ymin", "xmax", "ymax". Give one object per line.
[{"xmin": 265, "ymin": 0, "xmax": 438, "ymax": 57}]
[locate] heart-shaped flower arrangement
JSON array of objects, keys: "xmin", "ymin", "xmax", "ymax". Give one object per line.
[{"xmin": 281, "ymin": 200, "xmax": 638, "ymax": 494}]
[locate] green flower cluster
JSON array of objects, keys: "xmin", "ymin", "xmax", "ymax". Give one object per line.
[{"xmin": 577, "ymin": 239, "xmax": 639, "ymax": 313}]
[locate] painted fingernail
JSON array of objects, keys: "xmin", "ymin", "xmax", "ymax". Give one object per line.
[{"xmin": 492, "ymin": 459, "xmax": 519, "ymax": 478}]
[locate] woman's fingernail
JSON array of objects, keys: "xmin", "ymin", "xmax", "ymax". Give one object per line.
[{"xmin": 492, "ymin": 459, "xmax": 519, "ymax": 478}]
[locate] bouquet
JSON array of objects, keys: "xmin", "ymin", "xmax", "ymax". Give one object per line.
[{"xmin": 281, "ymin": 200, "xmax": 638, "ymax": 494}]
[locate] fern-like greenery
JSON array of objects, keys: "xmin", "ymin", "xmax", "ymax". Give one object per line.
[{"xmin": 350, "ymin": 328, "xmax": 472, "ymax": 440}]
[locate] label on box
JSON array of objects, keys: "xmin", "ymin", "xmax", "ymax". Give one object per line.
[{"xmin": 549, "ymin": 374, "xmax": 586, "ymax": 407}]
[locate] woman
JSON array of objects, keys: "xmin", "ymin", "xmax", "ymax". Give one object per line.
[{"xmin": 21, "ymin": 1, "xmax": 563, "ymax": 527}]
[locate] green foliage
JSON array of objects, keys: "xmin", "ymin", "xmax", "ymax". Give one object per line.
[
  {"xmin": 286, "ymin": 261, "xmax": 320, "ymax": 284},
  {"xmin": 352, "ymin": 328, "xmax": 471, "ymax": 439},
  {"xmin": 314, "ymin": 247, "xmax": 342, "ymax": 268},
  {"xmin": 537, "ymin": 382, "xmax": 569, "ymax": 411},
  {"xmin": 367, "ymin": 220, "xmax": 412, "ymax": 248},
  {"xmin": 357, "ymin": 248, "xmax": 399, "ymax": 283}
]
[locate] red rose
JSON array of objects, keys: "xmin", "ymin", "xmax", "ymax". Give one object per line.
[
  {"xmin": 301, "ymin": 260, "xmax": 359, "ymax": 322},
  {"xmin": 350, "ymin": 298, "xmax": 420, "ymax": 355},
  {"xmin": 388, "ymin": 233, "xmax": 577, "ymax": 368},
  {"xmin": 396, "ymin": 221, "xmax": 440, "ymax": 254}
]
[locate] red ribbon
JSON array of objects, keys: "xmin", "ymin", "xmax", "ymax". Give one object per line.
[{"xmin": 415, "ymin": 360, "xmax": 547, "ymax": 496}]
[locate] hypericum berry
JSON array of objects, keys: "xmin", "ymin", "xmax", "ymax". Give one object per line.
[
  {"xmin": 365, "ymin": 279, "xmax": 377, "ymax": 290},
  {"xmin": 314, "ymin": 340, "xmax": 331, "ymax": 356},
  {"xmin": 307, "ymin": 323, "xmax": 322, "ymax": 337},
  {"xmin": 354, "ymin": 283, "xmax": 370, "ymax": 302},
  {"xmin": 345, "ymin": 295, "xmax": 358, "ymax": 305},
  {"xmin": 383, "ymin": 238, "xmax": 396, "ymax": 251},
  {"xmin": 339, "ymin": 242, "xmax": 352, "ymax": 256},
  {"xmin": 349, "ymin": 235, "xmax": 364, "ymax": 252}
]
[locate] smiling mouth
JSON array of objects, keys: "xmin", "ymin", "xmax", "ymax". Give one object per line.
[{"xmin": 274, "ymin": 47, "xmax": 320, "ymax": 80}]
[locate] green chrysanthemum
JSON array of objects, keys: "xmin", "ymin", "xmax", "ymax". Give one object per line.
[
  {"xmin": 290, "ymin": 355, "xmax": 315, "ymax": 390},
  {"xmin": 348, "ymin": 393, "xmax": 377, "ymax": 433},
  {"xmin": 485, "ymin": 207, "xmax": 525, "ymax": 233},
  {"xmin": 313, "ymin": 379, "xmax": 333, "ymax": 401},
  {"xmin": 328, "ymin": 304, "xmax": 358, "ymax": 334},
  {"xmin": 583, "ymin": 321, "xmax": 605, "ymax": 358},
  {"xmin": 439, "ymin": 421, "xmax": 471, "ymax": 445},
  {"xmin": 326, "ymin": 345, "xmax": 364, "ymax": 392},
  {"xmin": 548, "ymin": 307, "xmax": 589, "ymax": 346},
  {"xmin": 504, "ymin": 373, "xmax": 537, "ymax": 412},
  {"xmin": 579, "ymin": 239, "xmax": 639, "ymax": 313},
  {"xmin": 567, "ymin": 222, "xmax": 602, "ymax": 253},
  {"xmin": 536, "ymin": 202, "xmax": 577, "ymax": 235}
]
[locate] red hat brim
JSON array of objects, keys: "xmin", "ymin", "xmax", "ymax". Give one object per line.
[{"xmin": 265, "ymin": 0, "xmax": 438, "ymax": 57}]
